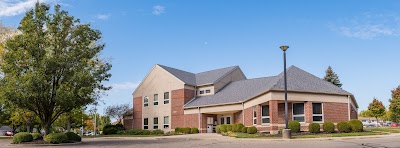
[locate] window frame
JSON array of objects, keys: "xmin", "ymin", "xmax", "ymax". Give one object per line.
[
  {"xmin": 205, "ymin": 90, "xmax": 211, "ymax": 93},
  {"xmin": 153, "ymin": 117, "xmax": 159, "ymax": 129},
  {"xmin": 154, "ymin": 94, "xmax": 158, "ymax": 106},
  {"xmin": 164, "ymin": 92, "xmax": 170, "ymax": 104},
  {"xmin": 143, "ymin": 96, "xmax": 149, "ymax": 107},
  {"xmin": 261, "ymin": 105, "xmax": 270, "ymax": 125},
  {"xmin": 312, "ymin": 103, "xmax": 324, "ymax": 123},
  {"xmin": 164, "ymin": 116, "xmax": 169, "ymax": 129},
  {"xmin": 253, "ymin": 106, "xmax": 257, "ymax": 125},
  {"xmin": 144, "ymin": 118, "xmax": 148, "ymax": 129},
  {"xmin": 199, "ymin": 90, "xmax": 205, "ymax": 94},
  {"xmin": 292, "ymin": 102, "xmax": 305, "ymax": 123}
]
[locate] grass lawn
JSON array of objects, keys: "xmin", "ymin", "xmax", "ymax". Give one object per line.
[
  {"xmin": 0, "ymin": 136, "xmax": 12, "ymax": 139},
  {"xmin": 235, "ymin": 133, "xmax": 280, "ymax": 138},
  {"xmin": 292, "ymin": 132, "xmax": 386, "ymax": 139},
  {"xmin": 368, "ymin": 127, "xmax": 400, "ymax": 133}
]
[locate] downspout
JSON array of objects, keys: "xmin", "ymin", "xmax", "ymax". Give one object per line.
[
  {"xmin": 348, "ymin": 95, "xmax": 351, "ymax": 121},
  {"xmin": 198, "ymin": 107, "xmax": 201, "ymax": 133},
  {"xmin": 242, "ymin": 102, "xmax": 245, "ymax": 124}
]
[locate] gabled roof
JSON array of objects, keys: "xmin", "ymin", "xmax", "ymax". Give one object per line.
[
  {"xmin": 184, "ymin": 66, "xmax": 354, "ymax": 108},
  {"xmin": 157, "ymin": 64, "xmax": 240, "ymax": 86}
]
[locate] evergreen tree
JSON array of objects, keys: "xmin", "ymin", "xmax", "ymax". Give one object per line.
[
  {"xmin": 389, "ymin": 86, "xmax": 400, "ymax": 122},
  {"xmin": 324, "ymin": 66, "xmax": 343, "ymax": 88}
]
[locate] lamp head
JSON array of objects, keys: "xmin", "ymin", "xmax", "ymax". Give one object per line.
[{"xmin": 280, "ymin": 46, "xmax": 289, "ymax": 51}]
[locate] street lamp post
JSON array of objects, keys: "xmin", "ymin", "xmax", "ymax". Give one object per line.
[{"xmin": 280, "ymin": 45, "xmax": 291, "ymax": 139}]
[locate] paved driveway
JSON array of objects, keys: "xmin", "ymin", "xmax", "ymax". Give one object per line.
[{"xmin": 1, "ymin": 134, "xmax": 400, "ymax": 148}]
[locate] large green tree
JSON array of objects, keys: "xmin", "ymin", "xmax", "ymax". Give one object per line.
[
  {"xmin": 105, "ymin": 103, "xmax": 130, "ymax": 124},
  {"xmin": 389, "ymin": 86, "xmax": 400, "ymax": 122},
  {"xmin": 358, "ymin": 110, "xmax": 372, "ymax": 117},
  {"xmin": 324, "ymin": 66, "xmax": 342, "ymax": 88},
  {"xmin": 368, "ymin": 98, "xmax": 386, "ymax": 126},
  {"xmin": 0, "ymin": 3, "xmax": 111, "ymax": 134}
]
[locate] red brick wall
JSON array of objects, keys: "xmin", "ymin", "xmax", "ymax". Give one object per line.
[
  {"xmin": 324, "ymin": 102, "xmax": 349, "ymax": 123},
  {"xmin": 171, "ymin": 89, "xmax": 195, "ymax": 129},
  {"xmin": 184, "ymin": 114, "xmax": 198, "ymax": 128},
  {"xmin": 123, "ymin": 119, "xmax": 134, "ymax": 130},
  {"xmin": 350, "ymin": 105, "xmax": 358, "ymax": 119},
  {"xmin": 133, "ymin": 96, "xmax": 142, "ymax": 129},
  {"xmin": 256, "ymin": 105, "xmax": 262, "ymax": 125},
  {"xmin": 305, "ymin": 101, "xmax": 313, "ymax": 123},
  {"xmin": 243, "ymin": 107, "xmax": 253, "ymax": 126},
  {"xmin": 278, "ymin": 103, "xmax": 292, "ymax": 124},
  {"xmin": 234, "ymin": 111, "xmax": 243, "ymax": 124}
]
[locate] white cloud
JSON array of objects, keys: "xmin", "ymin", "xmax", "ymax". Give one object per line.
[
  {"xmin": 96, "ymin": 14, "xmax": 110, "ymax": 20},
  {"xmin": 0, "ymin": 0, "xmax": 54, "ymax": 17},
  {"xmin": 333, "ymin": 13, "xmax": 400, "ymax": 39},
  {"xmin": 152, "ymin": 5, "xmax": 165, "ymax": 15},
  {"xmin": 111, "ymin": 82, "xmax": 139, "ymax": 90}
]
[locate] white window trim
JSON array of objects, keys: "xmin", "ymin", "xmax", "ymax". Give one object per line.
[
  {"xmin": 144, "ymin": 118, "xmax": 149, "ymax": 129},
  {"xmin": 164, "ymin": 92, "xmax": 170, "ymax": 104},
  {"xmin": 154, "ymin": 94, "xmax": 158, "ymax": 106},
  {"xmin": 153, "ymin": 117, "xmax": 159, "ymax": 129},
  {"xmin": 143, "ymin": 96, "xmax": 149, "ymax": 107},
  {"xmin": 292, "ymin": 102, "xmax": 305, "ymax": 123},
  {"xmin": 312, "ymin": 103, "xmax": 324, "ymax": 123},
  {"xmin": 253, "ymin": 106, "xmax": 257, "ymax": 125},
  {"xmin": 164, "ymin": 116, "xmax": 169, "ymax": 129},
  {"xmin": 261, "ymin": 105, "xmax": 270, "ymax": 125},
  {"xmin": 205, "ymin": 89, "xmax": 211, "ymax": 93},
  {"xmin": 199, "ymin": 90, "xmax": 205, "ymax": 94}
]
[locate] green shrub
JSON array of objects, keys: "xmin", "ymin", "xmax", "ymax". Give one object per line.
[
  {"xmin": 288, "ymin": 120, "xmax": 301, "ymax": 133},
  {"xmin": 13, "ymin": 132, "xmax": 33, "ymax": 143},
  {"xmin": 175, "ymin": 127, "xmax": 181, "ymax": 133},
  {"xmin": 31, "ymin": 133, "xmax": 43, "ymax": 140},
  {"xmin": 323, "ymin": 122, "xmax": 335, "ymax": 133},
  {"xmin": 337, "ymin": 122, "xmax": 351, "ymax": 133},
  {"xmin": 241, "ymin": 127, "xmax": 248, "ymax": 133},
  {"xmin": 151, "ymin": 129, "xmax": 164, "ymax": 135},
  {"xmin": 126, "ymin": 129, "xmax": 148, "ymax": 135},
  {"xmin": 247, "ymin": 126, "xmax": 257, "ymax": 134},
  {"xmin": 102, "ymin": 124, "xmax": 118, "ymax": 135},
  {"xmin": 220, "ymin": 124, "xmax": 227, "ymax": 133},
  {"xmin": 44, "ymin": 133, "xmax": 68, "ymax": 144},
  {"xmin": 349, "ymin": 119, "xmax": 363, "ymax": 132},
  {"xmin": 115, "ymin": 123, "xmax": 124, "ymax": 130},
  {"xmin": 216, "ymin": 125, "xmax": 221, "ymax": 133},
  {"xmin": 65, "ymin": 132, "xmax": 81, "ymax": 142},
  {"xmin": 231, "ymin": 124, "xmax": 238, "ymax": 132},
  {"xmin": 191, "ymin": 128, "xmax": 199, "ymax": 134},
  {"xmin": 181, "ymin": 127, "xmax": 191, "ymax": 134},
  {"xmin": 226, "ymin": 125, "xmax": 233, "ymax": 132},
  {"xmin": 235, "ymin": 123, "xmax": 244, "ymax": 132},
  {"xmin": 308, "ymin": 123, "xmax": 321, "ymax": 133}
]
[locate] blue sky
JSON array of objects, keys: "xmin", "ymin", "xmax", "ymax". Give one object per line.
[{"xmin": 1, "ymin": 0, "xmax": 400, "ymax": 117}]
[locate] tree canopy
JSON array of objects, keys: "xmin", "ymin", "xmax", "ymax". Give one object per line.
[
  {"xmin": 389, "ymin": 85, "xmax": 400, "ymax": 122},
  {"xmin": 105, "ymin": 103, "xmax": 131, "ymax": 123},
  {"xmin": 368, "ymin": 98, "xmax": 386, "ymax": 125},
  {"xmin": 0, "ymin": 3, "xmax": 111, "ymax": 134},
  {"xmin": 324, "ymin": 66, "xmax": 342, "ymax": 88}
]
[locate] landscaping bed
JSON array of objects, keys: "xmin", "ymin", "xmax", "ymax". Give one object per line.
[{"xmin": 12, "ymin": 132, "xmax": 81, "ymax": 145}]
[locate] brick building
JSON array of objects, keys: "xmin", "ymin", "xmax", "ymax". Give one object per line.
[{"xmin": 125, "ymin": 64, "xmax": 358, "ymax": 134}]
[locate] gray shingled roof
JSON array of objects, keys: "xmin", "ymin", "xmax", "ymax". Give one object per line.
[
  {"xmin": 184, "ymin": 66, "xmax": 352, "ymax": 108},
  {"xmin": 158, "ymin": 64, "xmax": 239, "ymax": 86}
]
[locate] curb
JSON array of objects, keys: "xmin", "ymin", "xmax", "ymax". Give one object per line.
[{"xmin": 7, "ymin": 141, "xmax": 82, "ymax": 147}]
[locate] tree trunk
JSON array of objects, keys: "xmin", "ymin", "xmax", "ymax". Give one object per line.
[
  {"xmin": 44, "ymin": 120, "xmax": 51, "ymax": 135},
  {"xmin": 67, "ymin": 114, "xmax": 71, "ymax": 132},
  {"xmin": 27, "ymin": 117, "xmax": 32, "ymax": 133}
]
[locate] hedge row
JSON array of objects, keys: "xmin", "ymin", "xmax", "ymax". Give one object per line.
[
  {"xmin": 13, "ymin": 132, "xmax": 82, "ymax": 144},
  {"xmin": 174, "ymin": 127, "xmax": 199, "ymax": 134},
  {"xmin": 124, "ymin": 129, "xmax": 165, "ymax": 135},
  {"xmin": 216, "ymin": 124, "xmax": 258, "ymax": 134},
  {"xmin": 102, "ymin": 124, "xmax": 125, "ymax": 135}
]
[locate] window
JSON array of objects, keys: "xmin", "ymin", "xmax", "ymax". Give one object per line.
[
  {"xmin": 293, "ymin": 103, "xmax": 305, "ymax": 122},
  {"xmin": 199, "ymin": 90, "xmax": 204, "ymax": 94},
  {"xmin": 154, "ymin": 94, "xmax": 158, "ymax": 106},
  {"xmin": 143, "ymin": 96, "xmax": 149, "ymax": 107},
  {"xmin": 261, "ymin": 105, "xmax": 270, "ymax": 124},
  {"xmin": 153, "ymin": 117, "xmax": 159, "ymax": 129},
  {"xmin": 144, "ymin": 118, "xmax": 148, "ymax": 129},
  {"xmin": 226, "ymin": 117, "xmax": 231, "ymax": 124},
  {"xmin": 164, "ymin": 116, "xmax": 169, "ymax": 129},
  {"xmin": 205, "ymin": 90, "xmax": 211, "ymax": 93},
  {"xmin": 253, "ymin": 106, "xmax": 257, "ymax": 125},
  {"xmin": 220, "ymin": 117, "xmax": 225, "ymax": 124},
  {"xmin": 312, "ymin": 103, "xmax": 323, "ymax": 122},
  {"xmin": 164, "ymin": 92, "xmax": 169, "ymax": 104}
]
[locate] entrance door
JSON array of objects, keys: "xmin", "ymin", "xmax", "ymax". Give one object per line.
[{"xmin": 207, "ymin": 117, "xmax": 214, "ymax": 133}]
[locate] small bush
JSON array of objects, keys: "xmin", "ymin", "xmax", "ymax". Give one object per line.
[
  {"xmin": 65, "ymin": 132, "xmax": 81, "ymax": 142},
  {"xmin": 235, "ymin": 123, "xmax": 244, "ymax": 132},
  {"xmin": 226, "ymin": 125, "xmax": 233, "ymax": 132},
  {"xmin": 247, "ymin": 126, "xmax": 257, "ymax": 134},
  {"xmin": 13, "ymin": 132, "xmax": 33, "ymax": 144},
  {"xmin": 308, "ymin": 123, "xmax": 321, "ymax": 133},
  {"xmin": 241, "ymin": 127, "xmax": 248, "ymax": 133},
  {"xmin": 220, "ymin": 124, "xmax": 227, "ymax": 133},
  {"xmin": 31, "ymin": 133, "xmax": 43, "ymax": 140},
  {"xmin": 349, "ymin": 119, "xmax": 363, "ymax": 132},
  {"xmin": 288, "ymin": 120, "xmax": 301, "ymax": 133},
  {"xmin": 115, "ymin": 123, "xmax": 124, "ymax": 130},
  {"xmin": 216, "ymin": 125, "xmax": 221, "ymax": 133},
  {"xmin": 191, "ymin": 128, "xmax": 199, "ymax": 134},
  {"xmin": 151, "ymin": 129, "xmax": 164, "ymax": 135},
  {"xmin": 181, "ymin": 127, "xmax": 191, "ymax": 134},
  {"xmin": 44, "ymin": 133, "xmax": 68, "ymax": 144},
  {"xmin": 337, "ymin": 122, "xmax": 351, "ymax": 133},
  {"xmin": 323, "ymin": 122, "xmax": 335, "ymax": 133},
  {"xmin": 102, "ymin": 124, "xmax": 118, "ymax": 135},
  {"xmin": 231, "ymin": 124, "xmax": 238, "ymax": 132},
  {"xmin": 175, "ymin": 127, "xmax": 181, "ymax": 133}
]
